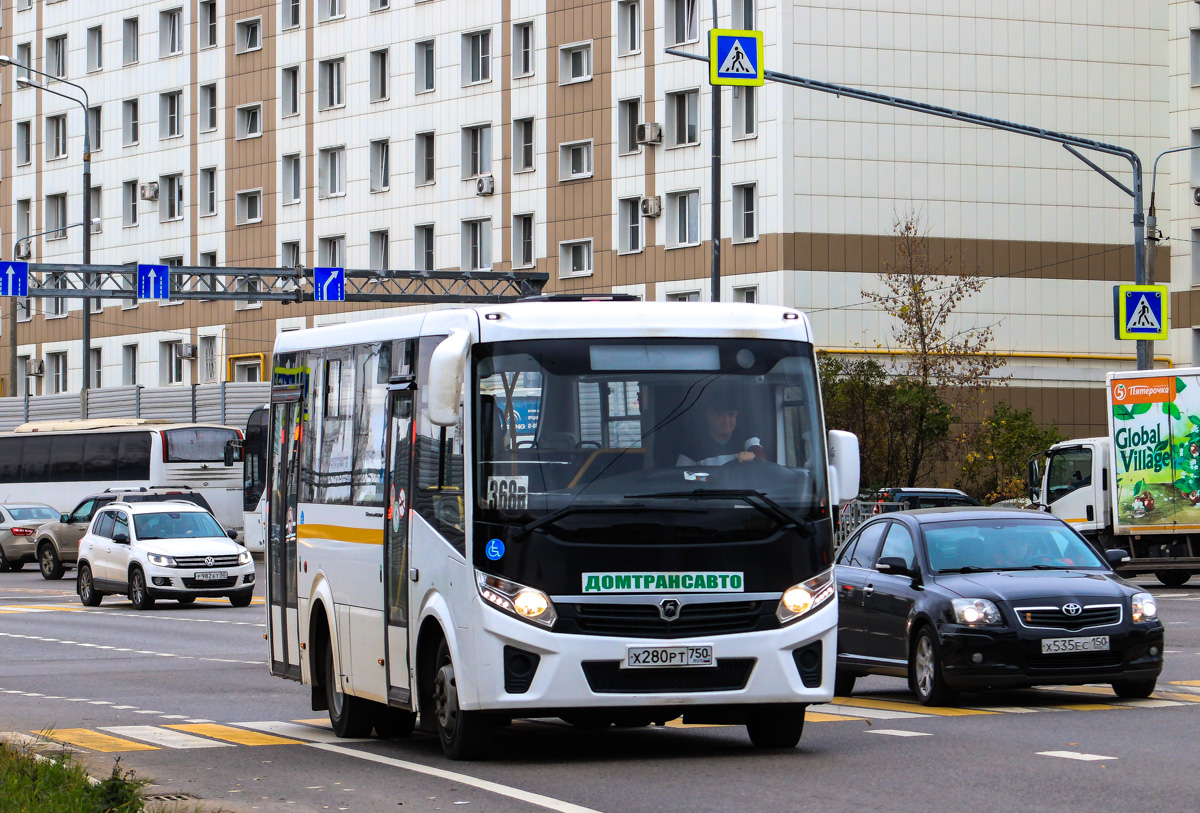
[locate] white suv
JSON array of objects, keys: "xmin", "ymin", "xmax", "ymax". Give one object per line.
[{"xmin": 77, "ymin": 501, "xmax": 256, "ymax": 610}]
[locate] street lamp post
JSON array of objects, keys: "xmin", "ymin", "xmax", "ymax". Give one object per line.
[
  {"xmin": 2, "ymin": 57, "xmax": 93, "ymax": 393},
  {"xmin": 1144, "ymin": 145, "xmax": 1200, "ymax": 368}
]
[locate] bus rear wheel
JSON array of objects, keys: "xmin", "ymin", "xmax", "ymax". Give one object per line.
[
  {"xmin": 1155, "ymin": 571, "xmax": 1191, "ymax": 588},
  {"xmin": 324, "ymin": 641, "xmax": 374, "ymax": 738},
  {"xmin": 432, "ymin": 640, "xmax": 492, "ymax": 760},
  {"xmin": 745, "ymin": 705, "xmax": 806, "ymax": 749}
]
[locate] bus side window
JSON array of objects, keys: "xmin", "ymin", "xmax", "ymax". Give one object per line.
[{"xmin": 414, "ymin": 335, "xmax": 465, "ymax": 553}]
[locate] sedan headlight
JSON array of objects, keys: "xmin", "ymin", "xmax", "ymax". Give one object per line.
[
  {"xmin": 1132, "ymin": 592, "xmax": 1158, "ymax": 623},
  {"xmin": 952, "ymin": 598, "xmax": 1002, "ymax": 626},
  {"xmin": 238, "ymin": 551, "xmax": 253, "ymax": 565},
  {"xmin": 776, "ymin": 569, "xmax": 835, "ymax": 624},
  {"xmin": 476, "ymin": 571, "xmax": 557, "ymax": 629},
  {"xmin": 146, "ymin": 553, "xmax": 177, "ymax": 568}
]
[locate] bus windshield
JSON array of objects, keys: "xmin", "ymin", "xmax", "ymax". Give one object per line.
[
  {"xmin": 473, "ymin": 338, "xmax": 828, "ymax": 546},
  {"xmin": 164, "ymin": 428, "xmax": 240, "ymax": 463}
]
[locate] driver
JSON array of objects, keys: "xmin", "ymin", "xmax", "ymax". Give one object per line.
[{"xmin": 676, "ymin": 389, "xmax": 765, "ymax": 466}]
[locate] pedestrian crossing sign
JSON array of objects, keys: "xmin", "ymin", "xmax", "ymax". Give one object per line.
[
  {"xmin": 1114, "ymin": 284, "xmax": 1169, "ymax": 341},
  {"xmin": 710, "ymin": 29, "xmax": 764, "ymax": 87}
]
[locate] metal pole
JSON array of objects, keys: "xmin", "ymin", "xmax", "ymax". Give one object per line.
[
  {"xmin": 82, "ymin": 115, "xmax": 92, "ymax": 392},
  {"xmin": 6, "ymin": 295, "xmax": 15, "ymax": 398},
  {"xmin": 709, "ymin": 0, "xmax": 721, "ymax": 302}
]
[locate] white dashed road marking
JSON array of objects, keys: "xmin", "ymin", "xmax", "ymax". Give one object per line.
[
  {"xmin": 0, "ymin": 632, "xmax": 260, "ymax": 665},
  {"xmin": 820, "ymin": 704, "xmax": 924, "ymax": 720},
  {"xmin": 867, "ymin": 729, "xmax": 931, "ymax": 737},
  {"xmin": 235, "ymin": 721, "xmax": 371, "ymax": 744},
  {"xmin": 101, "ymin": 725, "xmax": 233, "ymax": 749},
  {"xmin": 1038, "ymin": 751, "xmax": 1118, "ymax": 761}
]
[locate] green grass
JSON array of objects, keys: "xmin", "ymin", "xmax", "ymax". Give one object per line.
[{"xmin": 0, "ymin": 740, "xmax": 146, "ymax": 813}]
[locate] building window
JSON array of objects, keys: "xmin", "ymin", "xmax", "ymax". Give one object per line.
[
  {"xmin": 122, "ymin": 99, "xmax": 139, "ymax": 145},
  {"xmin": 236, "ymin": 18, "xmax": 262, "ymax": 53},
  {"xmin": 282, "ymin": 241, "xmax": 301, "ymax": 268},
  {"xmin": 668, "ymin": 90, "xmax": 700, "ymax": 146},
  {"xmin": 161, "ymin": 9, "xmax": 183, "ymax": 57},
  {"xmin": 667, "ymin": 0, "xmax": 698, "ymax": 45},
  {"xmin": 49, "ymin": 353, "xmax": 68, "ymax": 394},
  {"xmin": 87, "ymin": 26, "xmax": 103, "ymax": 72},
  {"xmin": 416, "ymin": 132, "xmax": 436, "ymax": 185},
  {"xmin": 47, "ymin": 35, "xmax": 67, "ymax": 78},
  {"xmin": 318, "ymin": 0, "xmax": 344, "ymax": 22},
  {"xmin": 16, "ymin": 199, "xmax": 31, "ymax": 243},
  {"xmin": 319, "ymin": 58, "xmax": 345, "ymax": 109},
  {"xmin": 160, "ymin": 91, "xmax": 182, "ymax": 139},
  {"xmin": 514, "ymin": 22, "xmax": 533, "ymax": 77},
  {"xmin": 618, "ymin": 0, "xmax": 641, "ymax": 55},
  {"xmin": 370, "ymin": 49, "xmax": 389, "ymax": 101},
  {"xmin": 370, "ymin": 230, "xmax": 390, "ymax": 270},
  {"xmin": 200, "ymin": 84, "xmax": 217, "ymax": 131},
  {"xmin": 160, "ymin": 174, "xmax": 184, "ymax": 221},
  {"xmin": 14, "ymin": 43, "xmax": 32, "ymax": 85},
  {"xmin": 558, "ymin": 140, "xmax": 593, "ymax": 181},
  {"xmin": 16, "ymin": 356, "xmax": 30, "ymax": 396},
  {"xmin": 200, "ymin": 167, "xmax": 217, "ymax": 216},
  {"xmin": 282, "ymin": 67, "xmax": 299, "ymax": 117},
  {"xmin": 462, "ymin": 219, "xmax": 492, "ymax": 270},
  {"xmin": 415, "ymin": 40, "xmax": 435, "ymax": 93},
  {"xmin": 122, "ymin": 18, "xmax": 139, "ymax": 65},
  {"xmin": 90, "ymin": 348, "xmax": 103, "ymax": 389},
  {"xmin": 463, "ymin": 30, "xmax": 491, "ymax": 85},
  {"xmin": 16, "ymin": 121, "xmax": 31, "ymax": 165},
  {"xmin": 282, "ymin": 0, "xmax": 301, "ymax": 29},
  {"xmin": 370, "ymin": 139, "xmax": 391, "ymax": 192},
  {"xmin": 87, "ymin": 106, "xmax": 102, "ymax": 152},
  {"xmin": 47, "ymin": 115, "xmax": 68, "ymax": 159},
  {"xmin": 619, "ymin": 197, "xmax": 642, "ymax": 254},
  {"xmin": 318, "ymin": 235, "xmax": 346, "ymax": 267},
  {"xmin": 618, "ymin": 98, "xmax": 641, "ymax": 154},
  {"xmin": 123, "ymin": 345, "xmax": 139, "ymax": 385},
  {"xmin": 667, "ymin": 290, "xmax": 700, "ymax": 302},
  {"xmin": 559, "ymin": 42, "xmax": 592, "ymax": 84},
  {"xmin": 733, "ymin": 86, "xmax": 757, "ymax": 139},
  {"xmin": 235, "ymin": 276, "xmax": 262, "ymax": 310},
  {"xmin": 199, "ymin": 335, "xmax": 217, "ymax": 383},
  {"xmin": 47, "ymin": 194, "xmax": 68, "ymax": 240},
  {"xmin": 415, "ymin": 225, "xmax": 434, "ymax": 271},
  {"xmin": 559, "ymin": 240, "xmax": 593, "ymax": 277},
  {"xmin": 162, "ymin": 342, "xmax": 185, "ymax": 386},
  {"xmin": 197, "ymin": 252, "xmax": 218, "ymax": 298},
  {"xmin": 514, "ymin": 118, "xmax": 535, "ymax": 172},
  {"xmin": 734, "ymin": 286, "xmax": 757, "ymax": 303},
  {"xmin": 48, "ymin": 274, "xmax": 68, "ymax": 317},
  {"xmin": 514, "ymin": 214, "xmax": 534, "ymax": 268},
  {"xmin": 668, "ymin": 190, "xmax": 700, "ymax": 247},
  {"xmin": 90, "ymin": 186, "xmax": 103, "ymax": 234},
  {"xmin": 371, "ymin": 0, "xmax": 390, "ymax": 9},
  {"xmin": 462, "ymin": 125, "xmax": 492, "ymax": 178},
  {"xmin": 236, "ymin": 103, "xmax": 262, "ymax": 139},
  {"xmin": 734, "ymin": 183, "xmax": 757, "ymax": 242},
  {"xmin": 200, "ymin": 1, "xmax": 218, "ymax": 48},
  {"xmin": 283, "ymin": 154, "xmax": 301, "ymax": 204},
  {"xmin": 319, "ymin": 147, "xmax": 346, "ymax": 197},
  {"xmin": 123, "ymin": 180, "xmax": 139, "ymax": 226},
  {"xmin": 236, "ymin": 189, "xmax": 262, "ymax": 225},
  {"xmin": 733, "ymin": 0, "xmax": 754, "ymax": 29}
]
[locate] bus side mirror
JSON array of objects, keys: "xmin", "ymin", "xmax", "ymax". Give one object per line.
[
  {"xmin": 1026, "ymin": 456, "xmax": 1042, "ymax": 502},
  {"xmin": 826, "ymin": 430, "xmax": 860, "ymax": 506},
  {"xmin": 428, "ymin": 329, "xmax": 473, "ymax": 427},
  {"xmin": 224, "ymin": 440, "xmax": 243, "ymax": 467}
]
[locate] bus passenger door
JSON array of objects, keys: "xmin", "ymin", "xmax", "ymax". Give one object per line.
[
  {"xmin": 383, "ymin": 386, "xmax": 415, "ymax": 707},
  {"xmin": 268, "ymin": 395, "xmax": 303, "ymax": 680}
]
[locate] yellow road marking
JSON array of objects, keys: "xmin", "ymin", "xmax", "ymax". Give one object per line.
[
  {"xmin": 663, "ymin": 720, "xmax": 731, "ymax": 729},
  {"xmin": 1051, "ymin": 703, "xmax": 1125, "ymax": 711},
  {"xmin": 1170, "ymin": 680, "xmax": 1200, "ymax": 686},
  {"xmin": 835, "ymin": 697, "xmax": 995, "ymax": 716},
  {"xmin": 165, "ymin": 723, "xmax": 302, "ymax": 746},
  {"xmin": 806, "ymin": 712, "xmax": 864, "ymax": 722},
  {"xmin": 1150, "ymin": 691, "xmax": 1200, "ymax": 703},
  {"xmin": 293, "ymin": 718, "xmax": 332, "ymax": 728},
  {"xmin": 39, "ymin": 728, "xmax": 158, "ymax": 752}
]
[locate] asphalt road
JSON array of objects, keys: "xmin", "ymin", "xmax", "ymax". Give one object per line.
[{"xmin": 3, "ymin": 564, "xmax": 1200, "ymax": 812}]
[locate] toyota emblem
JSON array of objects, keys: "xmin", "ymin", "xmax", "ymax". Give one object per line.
[
  {"xmin": 1062, "ymin": 602, "xmax": 1083, "ymax": 616},
  {"xmin": 204, "ymin": 556, "xmax": 215, "ymax": 568},
  {"xmin": 659, "ymin": 599, "xmax": 681, "ymax": 621}
]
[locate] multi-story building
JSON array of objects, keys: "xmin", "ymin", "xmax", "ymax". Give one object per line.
[{"xmin": 0, "ymin": 0, "xmax": 1171, "ymax": 441}]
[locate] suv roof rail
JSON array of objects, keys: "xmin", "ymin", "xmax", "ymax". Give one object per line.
[
  {"xmin": 518, "ymin": 293, "xmax": 640, "ymax": 303},
  {"xmin": 105, "ymin": 487, "xmax": 149, "ymax": 493}
]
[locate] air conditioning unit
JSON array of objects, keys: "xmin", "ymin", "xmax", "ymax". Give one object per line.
[
  {"xmin": 640, "ymin": 196, "xmax": 663, "ymax": 218},
  {"xmin": 25, "ymin": 359, "xmax": 44, "ymax": 377},
  {"xmin": 476, "ymin": 174, "xmax": 495, "ymax": 196},
  {"xmin": 1193, "ymin": 186, "xmax": 1200, "ymax": 207},
  {"xmin": 140, "ymin": 181, "xmax": 159, "ymax": 201},
  {"xmin": 177, "ymin": 343, "xmax": 198, "ymax": 360},
  {"xmin": 14, "ymin": 242, "xmax": 31, "ymax": 260},
  {"xmin": 635, "ymin": 122, "xmax": 663, "ymax": 145}
]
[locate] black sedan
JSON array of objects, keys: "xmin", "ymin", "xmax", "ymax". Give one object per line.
[{"xmin": 834, "ymin": 508, "xmax": 1164, "ymax": 705}]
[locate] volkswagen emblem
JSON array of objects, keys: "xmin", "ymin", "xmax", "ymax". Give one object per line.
[
  {"xmin": 1062, "ymin": 602, "xmax": 1083, "ymax": 617},
  {"xmin": 659, "ymin": 599, "xmax": 681, "ymax": 621},
  {"xmin": 204, "ymin": 556, "xmax": 215, "ymax": 568}
]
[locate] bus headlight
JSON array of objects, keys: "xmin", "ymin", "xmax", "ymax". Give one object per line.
[
  {"xmin": 776, "ymin": 569, "xmax": 835, "ymax": 625},
  {"xmin": 1132, "ymin": 592, "xmax": 1158, "ymax": 622},
  {"xmin": 147, "ymin": 553, "xmax": 177, "ymax": 568},
  {"xmin": 476, "ymin": 571, "xmax": 558, "ymax": 629},
  {"xmin": 238, "ymin": 551, "xmax": 253, "ymax": 565}
]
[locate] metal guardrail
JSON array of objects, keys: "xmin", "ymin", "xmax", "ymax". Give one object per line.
[{"xmin": 835, "ymin": 500, "xmax": 905, "ymax": 548}]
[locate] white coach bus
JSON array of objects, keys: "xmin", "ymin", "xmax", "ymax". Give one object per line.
[
  {"xmin": 265, "ymin": 297, "xmax": 859, "ymax": 759},
  {"xmin": 0, "ymin": 419, "xmax": 245, "ymax": 532}
]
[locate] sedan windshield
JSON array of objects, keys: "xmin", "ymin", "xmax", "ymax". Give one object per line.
[
  {"xmin": 924, "ymin": 519, "xmax": 1105, "ymax": 572},
  {"xmin": 9, "ymin": 506, "xmax": 60, "ymax": 521},
  {"xmin": 133, "ymin": 511, "xmax": 225, "ymax": 541}
]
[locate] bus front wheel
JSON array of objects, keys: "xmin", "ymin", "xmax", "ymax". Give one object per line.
[
  {"xmin": 745, "ymin": 705, "xmax": 806, "ymax": 749},
  {"xmin": 324, "ymin": 641, "xmax": 374, "ymax": 738},
  {"xmin": 432, "ymin": 640, "xmax": 491, "ymax": 760}
]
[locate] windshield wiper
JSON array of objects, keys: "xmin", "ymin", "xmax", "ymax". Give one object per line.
[
  {"xmin": 937, "ymin": 566, "xmax": 995, "ymax": 574},
  {"xmin": 513, "ymin": 503, "xmax": 704, "ymax": 540},
  {"xmin": 627, "ymin": 489, "xmax": 816, "ymax": 537}
]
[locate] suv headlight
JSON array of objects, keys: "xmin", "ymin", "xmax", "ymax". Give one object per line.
[
  {"xmin": 1132, "ymin": 592, "xmax": 1158, "ymax": 622},
  {"xmin": 476, "ymin": 571, "xmax": 557, "ymax": 629},
  {"xmin": 776, "ymin": 569, "xmax": 835, "ymax": 624},
  {"xmin": 238, "ymin": 551, "xmax": 253, "ymax": 565},
  {"xmin": 147, "ymin": 553, "xmax": 177, "ymax": 568},
  {"xmin": 952, "ymin": 598, "xmax": 1002, "ymax": 626}
]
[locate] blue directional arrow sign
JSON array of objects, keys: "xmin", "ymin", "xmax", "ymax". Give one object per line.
[
  {"xmin": 710, "ymin": 29, "xmax": 764, "ymax": 87},
  {"xmin": 0, "ymin": 261, "xmax": 28, "ymax": 297},
  {"xmin": 314, "ymin": 267, "xmax": 346, "ymax": 302},
  {"xmin": 138, "ymin": 263, "xmax": 171, "ymax": 300}
]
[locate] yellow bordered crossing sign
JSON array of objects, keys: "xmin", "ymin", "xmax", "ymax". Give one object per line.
[
  {"xmin": 1114, "ymin": 284, "xmax": 1169, "ymax": 341},
  {"xmin": 709, "ymin": 29, "xmax": 764, "ymax": 87}
]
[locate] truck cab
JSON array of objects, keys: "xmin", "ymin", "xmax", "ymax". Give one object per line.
[{"xmin": 1029, "ymin": 437, "xmax": 1110, "ymax": 538}]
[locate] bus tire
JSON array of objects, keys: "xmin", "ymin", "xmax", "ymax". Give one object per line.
[
  {"xmin": 432, "ymin": 640, "xmax": 492, "ymax": 760},
  {"xmin": 374, "ymin": 706, "xmax": 417, "ymax": 739},
  {"xmin": 324, "ymin": 641, "xmax": 373, "ymax": 738},
  {"xmin": 78, "ymin": 564, "xmax": 102, "ymax": 607},
  {"xmin": 39, "ymin": 544, "xmax": 65, "ymax": 580},
  {"xmin": 1155, "ymin": 571, "xmax": 1191, "ymax": 588},
  {"xmin": 229, "ymin": 590, "xmax": 254, "ymax": 608},
  {"xmin": 745, "ymin": 705, "xmax": 805, "ymax": 748},
  {"xmin": 129, "ymin": 567, "xmax": 155, "ymax": 610}
]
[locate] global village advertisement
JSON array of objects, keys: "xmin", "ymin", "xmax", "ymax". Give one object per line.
[{"xmin": 1110, "ymin": 375, "xmax": 1200, "ymax": 529}]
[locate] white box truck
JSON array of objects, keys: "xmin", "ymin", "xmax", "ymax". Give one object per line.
[{"xmin": 1028, "ymin": 367, "xmax": 1200, "ymax": 587}]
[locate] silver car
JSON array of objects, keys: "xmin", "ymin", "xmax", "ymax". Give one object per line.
[{"xmin": 0, "ymin": 504, "xmax": 60, "ymax": 573}]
